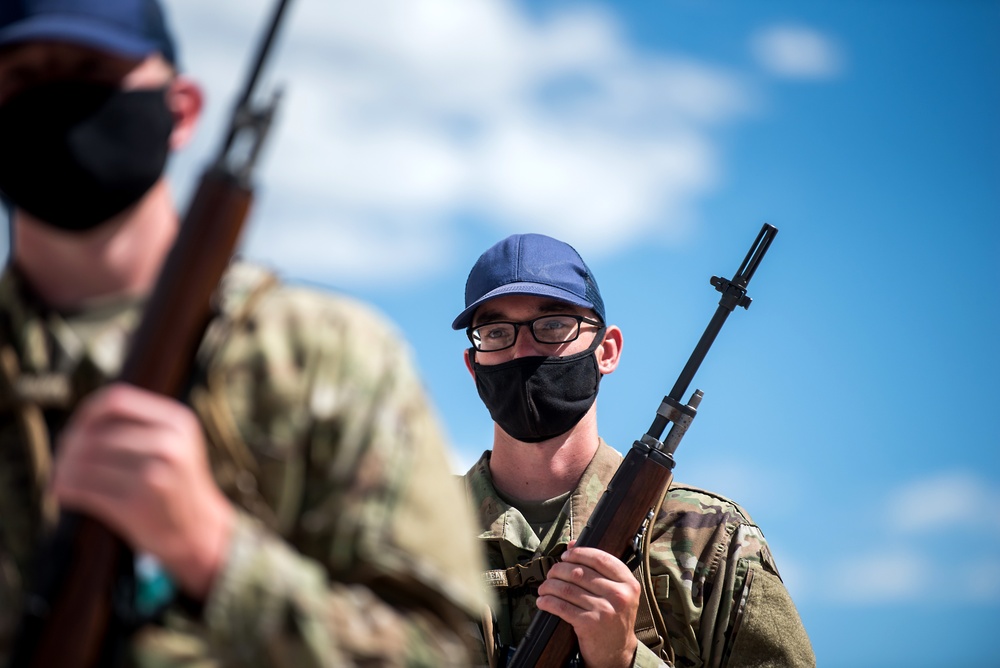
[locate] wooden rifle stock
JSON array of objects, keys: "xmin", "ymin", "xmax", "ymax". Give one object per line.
[
  {"xmin": 8, "ymin": 2, "xmax": 292, "ymax": 666},
  {"xmin": 509, "ymin": 447, "xmax": 678, "ymax": 667},
  {"xmin": 508, "ymin": 223, "xmax": 778, "ymax": 668},
  {"xmin": 119, "ymin": 170, "xmax": 252, "ymax": 393}
]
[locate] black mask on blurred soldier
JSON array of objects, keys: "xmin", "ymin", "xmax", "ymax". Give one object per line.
[
  {"xmin": 472, "ymin": 332, "xmax": 604, "ymax": 443},
  {"xmin": 0, "ymin": 81, "xmax": 174, "ymax": 232}
]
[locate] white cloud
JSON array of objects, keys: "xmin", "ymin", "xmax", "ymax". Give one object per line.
[
  {"xmin": 826, "ymin": 549, "xmax": 929, "ymax": 603},
  {"xmin": 809, "ymin": 473, "xmax": 1000, "ymax": 605},
  {"xmin": 825, "ymin": 548, "xmax": 1000, "ymax": 605},
  {"xmin": 750, "ymin": 24, "xmax": 844, "ymax": 79},
  {"xmin": 241, "ymin": 210, "xmax": 456, "ymax": 287},
  {"xmin": 886, "ymin": 470, "xmax": 1000, "ymax": 534},
  {"xmin": 165, "ymin": 0, "xmax": 755, "ymax": 287}
]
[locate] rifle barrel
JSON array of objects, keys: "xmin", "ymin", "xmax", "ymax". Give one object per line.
[{"xmin": 649, "ymin": 223, "xmax": 777, "ymax": 442}]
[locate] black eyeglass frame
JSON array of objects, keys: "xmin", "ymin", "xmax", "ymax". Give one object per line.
[{"xmin": 466, "ymin": 314, "xmax": 604, "ymax": 352}]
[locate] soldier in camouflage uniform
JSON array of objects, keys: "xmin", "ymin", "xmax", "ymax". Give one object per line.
[
  {"xmin": 0, "ymin": 0, "xmax": 489, "ymax": 665},
  {"xmin": 453, "ymin": 233, "xmax": 815, "ymax": 667}
]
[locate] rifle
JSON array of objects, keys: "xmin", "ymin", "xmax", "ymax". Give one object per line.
[
  {"xmin": 507, "ymin": 223, "xmax": 778, "ymax": 668},
  {"xmin": 8, "ymin": 1, "xmax": 293, "ymax": 665}
]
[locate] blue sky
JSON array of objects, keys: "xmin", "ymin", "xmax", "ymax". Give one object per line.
[{"xmin": 4, "ymin": 0, "xmax": 998, "ymax": 666}]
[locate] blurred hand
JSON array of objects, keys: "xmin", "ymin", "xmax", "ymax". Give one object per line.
[
  {"xmin": 536, "ymin": 541, "xmax": 640, "ymax": 668},
  {"xmin": 51, "ymin": 383, "xmax": 234, "ymax": 600}
]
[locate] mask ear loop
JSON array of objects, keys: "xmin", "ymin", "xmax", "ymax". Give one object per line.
[
  {"xmin": 586, "ymin": 325, "xmax": 608, "ymax": 357},
  {"xmin": 3, "ymin": 195, "xmax": 13, "ymax": 255}
]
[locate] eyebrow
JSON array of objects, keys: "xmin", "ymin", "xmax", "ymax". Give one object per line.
[{"xmin": 472, "ymin": 300, "xmax": 581, "ymax": 327}]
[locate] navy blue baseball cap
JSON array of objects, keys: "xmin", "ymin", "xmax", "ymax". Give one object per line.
[
  {"xmin": 452, "ymin": 233, "xmax": 606, "ymax": 330},
  {"xmin": 0, "ymin": 0, "xmax": 178, "ymax": 66}
]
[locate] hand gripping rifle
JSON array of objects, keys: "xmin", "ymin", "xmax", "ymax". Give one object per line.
[
  {"xmin": 8, "ymin": 2, "xmax": 293, "ymax": 666},
  {"xmin": 507, "ymin": 223, "xmax": 778, "ymax": 668}
]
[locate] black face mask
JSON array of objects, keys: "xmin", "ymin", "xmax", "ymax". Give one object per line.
[
  {"xmin": 0, "ymin": 81, "xmax": 174, "ymax": 232},
  {"xmin": 473, "ymin": 333, "xmax": 604, "ymax": 443}
]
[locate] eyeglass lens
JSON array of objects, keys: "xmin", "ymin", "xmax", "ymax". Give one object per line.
[{"xmin": 472, "ymin": 315, "xmax": 583, "ymax": 351}]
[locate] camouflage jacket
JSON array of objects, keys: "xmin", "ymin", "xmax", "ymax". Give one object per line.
[
  {"xmin": 0, "ymin": 262, "xmax": 490, "ymax": 667},
  {"xmin": 464, "ymin": 439, "xmax": 815, "ymax": 668}
]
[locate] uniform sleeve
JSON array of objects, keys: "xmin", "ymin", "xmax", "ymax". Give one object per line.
[
  {"xmin": 197, "ymin": 284, "xmax": 491, "ymax": 667},
  {"xmin": 203, "ymin": 511, "xmax": 480, "ymax": 666},
  {"xmin": 708, "ymin": 526, "xmax": 815, "ymax": 668},
  {"xmin": 645, "ymin": 486, "xmax": 814, "ymax": 668},
  {"xmin": 720, "ymin": 561, "xmax": 814, "ymax": 668}
]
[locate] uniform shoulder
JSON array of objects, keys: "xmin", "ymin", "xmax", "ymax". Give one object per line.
[
  {"xmin": 650, "ymin": 483, "xmax": 774, "ymax": 574},
  {"xmin": 663, "ymin": 482, "xmax": 756, "ymax": 526},
  {"xmin": 219, "ymin": 261, "xmax": 405, "ymax": 347},
  {"xmin": 203, "ymin": 261, "xmax": 422, "ymax": 417}
]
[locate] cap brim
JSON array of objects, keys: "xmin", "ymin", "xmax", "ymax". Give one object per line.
[
  {"xmin": 0, "ymin": 15, "xmax": 156, "ymax": 60},
  {"xmin": 451, "ymin": 281, "xmax": 596, "ymax": 330}
]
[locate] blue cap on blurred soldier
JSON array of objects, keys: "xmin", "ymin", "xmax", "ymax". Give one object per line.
[
  {"xmin": 0, "ymin": 0, "xmax": 177, "ymax": 66},
  {"xmin": 452, "ymin": 233, "xmax": 606, "ymax": 330}
]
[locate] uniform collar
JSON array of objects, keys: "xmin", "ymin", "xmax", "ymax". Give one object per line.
[
  {"xmin": 466, "ymin": 439, "xmax": 625, "ymax": 556},
  {"xmin": 0, "ymin": 263, "xmax": 139, "ymax": 393}
]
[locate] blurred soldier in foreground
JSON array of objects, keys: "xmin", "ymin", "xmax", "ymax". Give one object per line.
[
  {"xmin": 454, "ymin": 233, "xmax": 815, "ymax": 667},
  {"xmin": 0, "ymin": 0, "xmax": 488, "ymax": 664}
]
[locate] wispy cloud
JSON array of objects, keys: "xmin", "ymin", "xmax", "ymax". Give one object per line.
[
  {"xmin": 825, "ymin": 549, "xmax": 1000, "ymax": 605},
  {"xmin": 750, "ymin": 24, "xmax": 844, "ymax": 79},
  {"xmin": 166, "ymin": 0, "xmax": 756, "ymax": 286},
  {"xmin": 886, "ymin": 470, "xmax": 1000, "ymax": 533},
  {"xmin": 826, "ymin": 549, "xmax": 930, "ymax": 603},
  {"xmin": 815, "ymin": 472, "xmax": 1000, "ymax": 604}
]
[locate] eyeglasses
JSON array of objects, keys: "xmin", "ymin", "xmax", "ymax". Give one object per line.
[{"xmin": 467, "ymin": 314, "xmax": 603, "ymax": 352}]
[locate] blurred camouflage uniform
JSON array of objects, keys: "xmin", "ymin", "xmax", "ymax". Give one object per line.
[
  {"xmin": 0, "ymin": 261, "xmax": 490, "ymax": 667},
  {"xmin": 465, "ymin": 439, "xmax": 815, "ymax": 668}
]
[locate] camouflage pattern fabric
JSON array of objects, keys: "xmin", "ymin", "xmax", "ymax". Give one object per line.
[
  {"xmin": 0, "ymin": 261, "xmax": 491, "ymax": 667},
  {"xmin": 465, "ymin": 439, "xmax": 815, "ymax": 668}
]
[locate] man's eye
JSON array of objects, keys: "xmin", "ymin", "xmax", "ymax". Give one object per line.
[
  {"xmin": 538, "ymin": 318, "xmax": 569, "ymax": 331},
  {"xmin": 484, "ymin": 327, "xmax": 510, "ymax": 339}
]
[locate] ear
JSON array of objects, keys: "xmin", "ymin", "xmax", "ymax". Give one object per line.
[
  {"xmin": 166, "ymin": 75, "xmax": 203, "ymax": 150},
  {"xmin": 463, "ymin": 348, "xmax": 477, "ymax": 380},
  {"xmin": 595, "ymin": 325, "xmax": 622, "ymax": 375}
]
